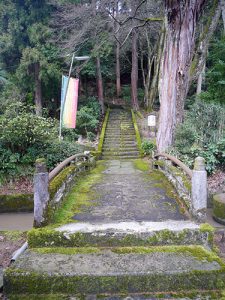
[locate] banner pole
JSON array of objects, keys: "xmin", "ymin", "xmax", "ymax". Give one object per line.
[{"xmin": 59, "ymin": 52, "xmax": 75, "ymax": 140}]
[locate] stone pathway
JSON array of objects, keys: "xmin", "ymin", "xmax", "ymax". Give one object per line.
[{"xmin": 72, "ymin": 160, "xmax": 186, "ymax": 223}]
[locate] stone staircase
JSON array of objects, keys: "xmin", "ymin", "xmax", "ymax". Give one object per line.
[{"xmin": 102, "ymin": 108, "xmax": 140, "ymax": 160}]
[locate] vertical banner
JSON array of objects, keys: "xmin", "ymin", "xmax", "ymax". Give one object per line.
[{"xmin": 61, "ymin": 75, "xmax": 79, "ymax": 128}]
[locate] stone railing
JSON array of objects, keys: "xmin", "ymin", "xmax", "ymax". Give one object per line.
[
  {"xmin": 154, "ymin": 153, "xmax": 207, "ymax": 221},
  {"xmin": 33, "ymin": 153, "xmax": 96, "ymax": 227}
]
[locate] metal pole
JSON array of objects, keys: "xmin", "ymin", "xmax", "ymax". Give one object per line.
[{"xmin": 59, "ymin": 52, "xmax": 75, "ymax": 140}]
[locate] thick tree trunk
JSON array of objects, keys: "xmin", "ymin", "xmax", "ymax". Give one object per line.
[
  {"xmin": 34, "ymin": 62, "xmax": 42, "ymax": 116},
  {"xmin": 131, "ymin": 27, "xmax": 139, "ymax": 111},
  {"xmin": 148, "ymin": 25, "xmax": 165, "ymax": 111},
  {"xmin": 221, "ymin": 0, "xmax": 225, "ymax": 32},
  {"xmin": 96, "ymin": 55, "xmax": 105, "ymax": 114},
  {"xmin": 157, "ymin": 0, "xmax": 205, "ymax": 152}
]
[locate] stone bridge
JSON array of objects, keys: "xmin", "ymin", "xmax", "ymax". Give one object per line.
[{"xmin": 4, "ymin": 108, "xmax": 225, "ymax": 299}]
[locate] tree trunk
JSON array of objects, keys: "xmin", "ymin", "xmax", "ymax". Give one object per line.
[
  {"xmin": 221, "ymin": 0, "xmax": 225, "ymax": 33},
  {"xmin": 196, "ymin": 63, "xmax": 205, "ymax": 95},
  {"xmin": 131, "ymin": 27, "xmax": 139, "ymax": 111},
  {"xmin": 116, "ymin": 40, "xmax": 121, "ymax": 98},
  {"xmin": 115, "ymin": 1, "xmax": 121, "ymax": 98},
  {"xmin": 191, "ymin": 2, "xmax": 221, "ymax": 85},
  {"xmin": 157, "ymin": 0, "xmax": 205, "ymax": 152},
  {"xmin": 34, "ymin": 62, "xmax": 42, "ymax": 116},
  {"xmin": 96, "ymin": 55, "xmax": 105, "ymax": 114},
  {"xmin": 148, "ymin": 25, "xmax": 165, "ymax": 111}
]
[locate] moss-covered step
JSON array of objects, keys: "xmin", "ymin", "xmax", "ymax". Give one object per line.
[
  {"xmin": 0, "ymin": 193, "xmax": 33, "ymax": 212},
  {"xmin": 213, "ymin": 193, "xmax": 225, "ymax": 225},
  {"xmin": 27, "ymin": 221, "xmax": 214, "ymax": 249},
  {"xmin": 4, "ymin": 245, "xmax": 225, "ymax": 296},
  {"xmin": 5, "ymin": 291, "xmax": 225, "ymax": 300}
]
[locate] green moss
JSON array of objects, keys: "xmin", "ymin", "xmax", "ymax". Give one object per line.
[
  {"xmin": 36, "ymin": 158, "xmax": 46, "ymax": 163},
  {"xmin": 4, "ymin": 251, "xmax": 225, "ymax": 296},
  {"xmin": 49, "ymin": 161, "xmax": 105, "ymax": 226},
  {"xmin": 0, "ymin": 193, "xmax": 33, "ymax": 213},
  {"xmin": 49, "ymin": 166, "xmax": 77, "ymax": 199},
  {"xmin": 213, "ymin": 194, "xmax": 225, "ymax": 221},
  {"xmin": 150, "ymin": 170, "xmax": 189, "ymax": 215},
  {"xmin": 0, "ymin": 230, "xmax": 27, "ymax": 241},
  {"xmin": 6, "ymin": 295, "xmax": 69, "ymax": 300},
  {"xmin": 33, "ymin": 247, "xmax": 100, "ymax": 255},
  {"xmin": 131, "ymin": 109, "xmax": 143, "ymax": 157},
  {"xmin": 133, "ymin": 159, "xmax": 150, "ymax": 172},
  {"xmin": 98, "ymin": 108, "xmax": 110, "ymax": 154},
  {"xmin": 111, "ymin": 245, "xmax": 224, "ymax": 265},
  {"xmin": 28, "ymin": 226, "xmax": 212, "ymax": 249},
  {"xmin": 154, "ymin": 160, "xmax": 166, "ymax": 167}
]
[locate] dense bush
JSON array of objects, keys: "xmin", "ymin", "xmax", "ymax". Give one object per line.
[
  {"xmin": 0, "ymin": 102, "xmax": 85, "ymax": 183},
  {"xmin": 172, "ymin": 101, "xmax": 225, "ymax": 173}
]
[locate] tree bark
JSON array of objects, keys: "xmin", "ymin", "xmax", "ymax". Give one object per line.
[
  {"xmin": 157, "ymin": 0, "xmax": 205, "ymax": 152},
  {"xmin": 148, "ymin": 24, "xmax": 165, "ymax": 111},
  {"xmin": 191, "ymin": 2, "xmax": 221, "ymax": 85},
  {"xmin": 221, "ymin": 0, "xmax": 225, "ymax": 33},
  {"xmin": 34, "ymin": 62, "xmax": 42, "ymax": 116},
  {"xmin": 131, "ymin": 26, "xmax": 139, "ymax": 111},
  {"xmin": 196, "ymin": 62, "xmax": 205, "ymax": 95},
  {"xmin": 96, "ymin": 55, "xmax": 105, "ymax": 114},
  {"xmin": 115, "ymin": 1, "xmax": 121, "ymax": 98}
]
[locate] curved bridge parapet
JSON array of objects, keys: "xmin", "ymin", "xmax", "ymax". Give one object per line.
[
  {"xmin": 154, "ymin": 153, "xmax": 207, "ymax": 222},
  {"xmin": 34, "ymin": 153, "xmax": 96, "ymax": 228}
]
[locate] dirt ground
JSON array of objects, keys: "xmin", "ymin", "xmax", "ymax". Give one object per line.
[
  {"xmin": 0, "ymin": 178, "xmax": 33, "ymax": 195},
  {"xmin": 0, "ymin": 231, "xmax": 27, "ymax": 268}
]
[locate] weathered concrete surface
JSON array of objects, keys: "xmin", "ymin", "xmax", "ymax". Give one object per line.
[
  {"xmin": 8, "ymin": 249, "xmax": 221, "ymax": 275},
  {"xmin": 55, "ymin": 221, "xmax": 212, "ymax": 248},
  {"xmin": 4, "ymin": 248, "xmax": 224, "ymax": 295},
  {"xmin": 72, "ymin": 160, "xmax": 187, "ymax": 223},
  {"xmin": 58, "ymin": 220, "xmax": 199, "ymax": 233}
]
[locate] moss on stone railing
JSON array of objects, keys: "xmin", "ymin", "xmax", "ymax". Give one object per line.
[
  {"xmin": 34, "ymin": 154, "xmax": 96, "ymax": 227},
  {"xmin": 131, "ymin": 109, "xmax": 144, "ymax": 157}
]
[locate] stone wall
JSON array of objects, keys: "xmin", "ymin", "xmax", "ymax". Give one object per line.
[{"xmin": 154, "ymin": 159, "xmax": 191, "ymax": 211}]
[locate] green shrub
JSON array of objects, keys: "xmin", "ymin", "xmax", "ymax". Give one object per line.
[
  {"xmin": 172, "ymin": 101, "xmax": 225, "ymax": 173},
  {"xmin": 141, "ymin": 140, "xmax": 156, "ymax": 156}
]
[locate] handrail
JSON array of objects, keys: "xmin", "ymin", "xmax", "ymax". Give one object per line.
[
  {"xmin": 154, "ymin": 152, "xmax": 193, "ymax": 178},
  {"xmin": 49, "ymin": 153, "xmax": 89, "ymax": 181}
]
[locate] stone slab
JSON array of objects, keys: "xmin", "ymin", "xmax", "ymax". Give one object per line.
[
  {"xmin": 53, "ymin": 221, "xmax": 212, "ymax": 248},
  {"xmin": 4, "ymin": 248, "xmax": 225, "ymax": 295}
]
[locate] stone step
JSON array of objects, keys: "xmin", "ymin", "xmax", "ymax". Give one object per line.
[
  {"xmin": 27, "ymin": 221, "xmax": 213, "ymax": 248},
  {"xmin": 102, "ymin": 151, "xmax": 140, "ymax": 157},
  {"xmin": 4, "ymin": 245, "xmax": 225, "ymax": 296},
  {"xmin": 102, "ymin": 147, "xmax": 139, "ymax": 152},
  {"xmin": 104, "ymin": 136, "xmax": 136, "ymax": 140}
]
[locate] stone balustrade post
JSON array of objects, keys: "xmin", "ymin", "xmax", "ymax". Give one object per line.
[
  {"xmin": 191, "ymin": 157, "xmax": 207, "ymax": 221},
  {"xmin": 33, "ymin": 159, "xmax": 49, "ymax": 228}
]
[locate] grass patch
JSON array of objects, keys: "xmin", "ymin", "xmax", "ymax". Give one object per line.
[{"xmin": 0, "ymin": 230, "xmax": 27, "ymax": 241}]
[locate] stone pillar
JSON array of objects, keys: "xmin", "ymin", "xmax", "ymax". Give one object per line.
[
  {"xmin": 33, "ymin": 159, "xmax": 49, "ymax": 228},
  {"xmin": 191, "ymin": 157, "xmax": 207, "ymax": 221}
]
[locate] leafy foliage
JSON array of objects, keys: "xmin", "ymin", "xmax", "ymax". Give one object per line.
[
  {"xmin": 141, "ymin": 140, "xmax": 156, "ymax": 156},
  {"xmin": 172, "ymin": 101, "xmax": 225, "ymax": 173}
]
